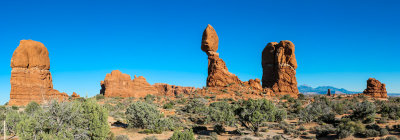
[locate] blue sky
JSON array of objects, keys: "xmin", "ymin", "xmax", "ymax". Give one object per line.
[{"xmin": 0, "ymin": 0, "xmax": 399, "ymax": 104}]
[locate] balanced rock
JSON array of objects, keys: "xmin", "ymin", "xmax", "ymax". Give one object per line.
[
  {"xmin": 9, "ymin": 40, "xmax": 68, "ymax": 106},
  {"xmin": 262, "ymin": 41, "xmax": 299, "ymax": 96},
  {"xmin": 100, "ymin": 70, "xmax": 158, "ymax": 98},
  {"xmin": 201, "ymin": 24, "xmax": 262, "ymax": 89},
  {"xmin": 363, "ymin": 78, "xmax": 387, "ymax": 98},
  {"xmin": 153, "ymin": 83, "xmax": 198, "ymax": 96}
]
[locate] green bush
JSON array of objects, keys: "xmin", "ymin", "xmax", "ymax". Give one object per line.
[
  {"xmin": 169, "ymin": 129, "xmax": 195, "ymax": 140},
  {"xmin": 235, "ymin": 99, "xmax": 285, "ymax": 133},
  {"xmin": 143, "ymin": 136, "xmax": 158, "ymax": 140},
  {"xmin": 11, "ymin": 106, "xmax": 19, "ymax": 110},
  {"xmin": 126, "ymin": 101, "xmax": 174, "ymax": 132},
  {"xmin": 385, "ymin": 136, "xmax": 398, "ymax": 140},
  {"xmin": 24, "ymin": 101, "xmax": 40, "ymax": 115},
  {"xmin": 299, "ymin": 99, "xmax": 335, "ymax": 123},
  {"xmin": 183, "ymin": 98, "xmax": 208, "ymax": 114},
  {"xmin": 16, "ymin": 99, "xmax": 110, "ymax": 140},
  {"xmin": 337, "ymin": 119, "xmax": 365, "ymax": 138},
  {"xmin": 163, "ymin": 101, "xmax": 175, "ymax": 109},
  {"xmin": 96, "ymin": 94, "xmax": 105, "ymax": 100},
  {"xmin": 313, "ymin": 124, "xmax": 336, "ymax": 137},
  {"xmin": 351, "ymin": 101, "xmax": 376, "ymax": 123},
  {"xmin": 207, "ymin": 101, "xmax": 235, "ymax": 126},
  {"xmin": 116, "ymin": 135, "xmax": 130, "ymax": 140}
]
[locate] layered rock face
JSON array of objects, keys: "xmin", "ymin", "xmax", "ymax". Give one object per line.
[
  {"xmin": 71, "ymin": 92, "xmax": 80, "ymax": 99},
  {"xmin": 262, "ymin": 41, "xmax": 299, "ymax": 96},
  {"xmin": 201, "ymin": 24, "xmax": 262, "ymax": 89},
  {"xmin": 153, "ymin": 83, "xmax": 198, "ymax": 96},
  {"xmin": 9, "ymin": 40, "xmax": 68, "ymax": 106},
  {"xmin": 363, "ymin": 78, "xmax": 387, "ymax": 98},
  {"xmin": 100, "ymin": 70, "xmax": 158, "ymax": 98}
]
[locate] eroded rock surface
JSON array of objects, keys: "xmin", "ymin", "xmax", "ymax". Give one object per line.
[
  {"xmin": 363, "ymin": 78, "xmax": 387, "ymax": 98},
  {"xmin": 153, "ymin": 83, "xmax": 198, "ymax": 96},
  {"xmin": 262, "ymin": 41, "xmax": 299, "ymax": 96},
  {"xmin": 100, "ymin": 70, "xmax": 158, "ymax": 98},
  {"xmin": 9, "ymin": 40, "xmax": 68, "ymax": 106},
  {"xmin": 201, "ymin": 24, "xmax": 262, "ymax": 90}
]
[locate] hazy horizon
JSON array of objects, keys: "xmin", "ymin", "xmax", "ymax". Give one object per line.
[{"xmin": 1, "ymin": 0, "xmax": 399, "ymax": 104}]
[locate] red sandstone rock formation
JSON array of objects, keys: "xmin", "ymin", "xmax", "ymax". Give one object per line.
[
  {"xmin": 100, "ymin": 70, "xmax": 158, "ymax": 98},
  {"xmin": 153, "ymin": 83, "xmax": 198, "ymax": 96},
  {"xmin": 363, "ymin": 78, "xmax": 387, "ymax": 98},
  {"xmin": 262, "ymin": 41, "xmax": 299, "ymax": 96},
  {"xmin": 201, "ymin": 24, "xmax": 262, "ymax": 90},
  {"xmin": 9, "ymin": 40, "xmax": 68, "ymax": 106},
  {"xmin": 71, "ymin": 92, "xmax": 80, "ymax": 99}
]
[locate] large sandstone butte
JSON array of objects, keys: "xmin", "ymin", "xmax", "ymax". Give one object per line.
[
  {"xmin": 100, "ymin": 70, "xmax": 158, "ymax": 98},
  {"xmin": 100, "ymin": 70, "xmax": 198, "ymax": 97},
  {"xmin": 363, "ymin": 78, "xmax": 387, "ymax": 98},
  {"xmin": 9, "ymin": 40, "xmax": 68, "ymax": 106},
  {"xmin": 262, "ymin": 41, "xmax": 299, "ymax": 96},
  {"xmin": 201, "ymin": 24, "xmax": 262, "ymax": 90}
]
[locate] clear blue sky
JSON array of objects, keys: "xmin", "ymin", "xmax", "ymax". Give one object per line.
[{"xmin": 1, "ymin": 0, "xmax": 399, "ymax": 104}]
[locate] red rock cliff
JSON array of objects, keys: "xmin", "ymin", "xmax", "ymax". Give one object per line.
[
  {"xmin": 262, "ymin": 41, "xmax": 299, "ymax": 96},
  {"xmin": 9, "ymin": 40, "xmax": 68, "ymax": 106},
  {"xmin": 363, "ymin": 78, "xmax": 387, "ymax": 98}
]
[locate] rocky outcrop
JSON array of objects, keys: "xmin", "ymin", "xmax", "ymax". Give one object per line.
[
  {"xmin": 201, "ymin": 24, "xmax": 262, "ymax": 90},
  {"xmin": 71, "ymin": 92, "xmax": 80, "ymax": 99},
  {"xmin": 9, "ymin": 40, "xmax": 68, "ymax": 106},
  {"xmin": 262, "ymin": 41, "xmax": 299, "ymax": 96},
  {"xmin": 363, "ymin": 78, "xmax": 387, "ymax": 98},
  {"xmin": 100, "ymin": 70, "xmax": 158, "ymax": 98},
  {"xmin": 153, "ymin": 83, "xmax": 198, "ymax": 96}
]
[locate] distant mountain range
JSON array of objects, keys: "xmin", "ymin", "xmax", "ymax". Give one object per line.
[
  {"xmin": 299, "ymin": 85, "xmax": 399, "ymax": 96},
  {"xmin": 299, "ymin": 85, "xmax": 360, "ymax": 95}
]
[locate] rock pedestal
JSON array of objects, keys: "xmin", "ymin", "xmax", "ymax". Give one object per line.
[
  {"xmin": 262, "ymin": 41, "xmax": 299, "ymax": 96},
  {"xmin": 9, "ymin": 40, "xmax": 68, "ymax": 106},
  {"xmin": 363, "ymin": 78, "xmax": 387, "ymax": 98},
  {"xmin": 201, "ymin": 24, "xmax": 262, "ymax": 89}
]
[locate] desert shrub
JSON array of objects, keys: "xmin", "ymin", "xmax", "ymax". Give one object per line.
[
  {"xmin": 126, "ymin": 101, "xmax": 174, "ymax": 132},
  {"xmin": 143, "ymin": 136, "xmax": 158, "ymax": 140},
  {"xmin": 96, "ymin": 94, "xmax": 105, "ymax": 100},
  {"xmin": 337, "ymin": 118, "xmax": 365, "ymax": 138},
  {"xmin": 313, "ymin": 124, "xmax": 336, "ymax": 137},
  {"xmin": 183, "ymin": 98, "xmax": 208, "ymax": 114},
  {"xmin": 378, "ymin": 117, "xmax": 388, "ymax": 124},
  {"xmin": 169, "ymin": 129, "xmax": 195, "ymax": 140},
  {"xmin": 364, "ymin": 129, "xmax": 380, "ymax": 137},
  {"xmin": 5, "ymin": 110, "xmax": 22, "ymax": 135},
  {"xmin": 163, "ymin": 101, "xmax": 175, "ymax": 109},
  {"xmin": 235, "ymin": 99, "xmax": 285, "ymax": 133},
  {"xmin": 11, "ymin": 106, "xmax": 19, "ymax": 110},
  {"xmin": 207, "ymin": 101, "xmax": 235, "ymax": 126},
  {"xmin": 298, "ymin": 94, "xmax": 305, "ymax": 100},
  {"xmin": 16, "ymin": 99, "xmax": 110, "ymax": 140},
  {"xmin": 115, "ymin": 135, "xmax": 130, "ymax": 140},
  {"xmin": 24, "ymin": 101, "xmax": 40, "ymax": 114},
  {"xmin": 380, "ymin": 128, "xmax": 389, "ymax": 136},
  {"xmin": 338, "ymin": 130, "xmax": 351, "ymax": 139},
  {"xmin": 379, "ymin": 101, "xmax": 400, "ymax": 120},
  {"xmin": 299, "ymin": 99, "xmax": 335, "ymax": 123},
  {"xmin": 145, "ymin": 94, "xmax": 156, "ymax": 103},
  {"xmin": 384, "ymin": 136, "xmax": 398, "ymax": 140},
  {"xmin": 351, "ymin": 101, "xmax": 376, "ymax": 123}
]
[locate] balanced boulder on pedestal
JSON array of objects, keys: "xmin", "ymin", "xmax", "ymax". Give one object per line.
[{"xmin": 201, "ymin": 24, "xmax": 261, "ymax": 90}]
